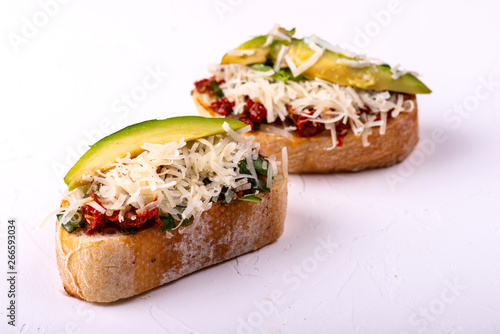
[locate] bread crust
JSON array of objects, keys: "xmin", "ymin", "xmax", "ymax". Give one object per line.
[
  {"xmin": 56, "ymin": 177, "xmax": 287, "ymax": 303},
  {"xmin": 192, "ymin": 90, "xmax": 419, "ymax": 173}
]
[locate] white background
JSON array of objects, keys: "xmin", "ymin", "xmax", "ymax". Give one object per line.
[{"xmin": 1, "ymin": 0, "xmax": 500, "ymax": 333}]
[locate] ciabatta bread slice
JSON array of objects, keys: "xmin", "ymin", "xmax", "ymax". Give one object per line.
[{"xmin": 56, "ymin": 177, "xmax": 287, "ymax": 303}]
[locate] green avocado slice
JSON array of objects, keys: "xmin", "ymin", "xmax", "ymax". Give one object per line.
[
  {"xmin": 64, "ymin": 116, "xmax": 246, "ymax": 190},
  {"xmin": 286, "ymin": 39, "xmax": 431, "ymax": 94},
  {"xmin": 219, "ymin": 29, "xmax": 431, "ymax": 94},
  {"xmin": 221, "ymin": 35, "xmax": 269, "ymax": 65}
]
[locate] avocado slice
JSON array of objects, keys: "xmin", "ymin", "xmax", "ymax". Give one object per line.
[
  {"xmin": 64, "ymin": 116, "xmax": 246, "ymax": 190},
  {"xmin": 221, "ymin": 35, "xmax": 269, "ymax": 65},
  {"xmin": 286, "ymin": 39, "xmax": 430, "ymax": 94},
  {"xmin": 220, "ymin": 30, "xmax": 431, "ymax": 94}
]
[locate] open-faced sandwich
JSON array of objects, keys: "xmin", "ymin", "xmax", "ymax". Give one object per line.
[
  {"xmin": 192, "ymin": 25, "xmax": 431, "ymax": 173},
  {"xmin": 56, "ymin": 116, "xmax": 288, "ymax": 302}
]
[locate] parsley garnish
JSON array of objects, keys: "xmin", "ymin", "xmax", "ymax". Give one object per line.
[
  {"xmin": 248, "ymin": 64, "xmax": 306, "ymax": 83},
  {"xmin": 210, "ymin": 81, "xmax": 224, "ymax": 98},
  {"xmin": 238, "ymin": 195, "xmax": 262, "ymax": 203},
  {"xmin": 57, "ymin": 210, "xmax": 83, "ymax": 234},
  {"xmin": 160, "ymin": 215, "xmax": 176, "ymax": 232}
]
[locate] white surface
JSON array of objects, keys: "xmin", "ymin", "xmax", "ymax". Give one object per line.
[{"xmin": 1, "ymin": 0, "xmax": 500, "ymax": 333}]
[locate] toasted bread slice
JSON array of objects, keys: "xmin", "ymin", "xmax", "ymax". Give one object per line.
[
  {"xmin": 192, "ymin": 90, "xmax": 418, "ymax": 173},
  {"xmin": 56, "ymin": 177, "xmax": 287, "ymax": 303}
]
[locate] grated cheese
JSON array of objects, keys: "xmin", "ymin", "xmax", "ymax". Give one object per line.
[
  {"xmin": 210, "ymin": 64, "xmax": 414, "ymax": 147},
  {"xmin": 60, "ymin": 126, "xmax": 277, "ymax": 231},
  {"xmin": 264, "ymin": 24, "xmax": 292, "ymax": 47},
  {"xmin": 308, "ymin": 34, "xmax": 360, "ymax": 59},
  {"xmin": 274, "ymin": 44, "xmax": 288, "ymax": 71}
]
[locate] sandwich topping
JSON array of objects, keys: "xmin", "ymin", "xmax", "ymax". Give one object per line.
[
  {"xmin": 58, "ymin": 124, "xmax": 280, "ymax": 235},
  {"xmin": 195, "ymin": 25, "xmax": 429, "ymax": 149},
  {"xmin": 195, "ymin": 64, "xmax": 414, "ymax": 148}
]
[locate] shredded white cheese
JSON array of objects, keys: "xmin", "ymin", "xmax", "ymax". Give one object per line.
[
  {"xmin": 390, "ymin": 64, "xmax": 421, "ymax": 80},
  {"xmin": 264, "ymin": 24, "xmax": 292, "ymax": 47},
  {"xmin": 61, "ymin": 127, "xmax": 277, "ymax": 231},
  {"xmin": 308, "ymin": 34, "xmax": 360, "ymax": 59},
  {"xmin": 210, "ymin": 64, "xmax": 413, "ymax": 147},
  {"xmin": 57, "ymin": 189, "xmax": 92, "ymax": 227},
  {"xmin": 308, "ymin": 34, "xmax": 399, "ymax": 74},
  {"xmin": 274, "ymin": 44, "xmax": 289, "ymax": 72}
]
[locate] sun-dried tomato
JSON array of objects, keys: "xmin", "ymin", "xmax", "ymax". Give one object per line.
[
  {"xmin": 194, "ymin": 78, "xmax": 214, "ymax": 94},
  {"xmin": 210, "ymin": 97, "xmax": 234, "ymax": 116},
  {"xmin": 82, "ymin": 205, "xmax": 106, "ymax": 235},
  {"xmin": 297, "ymin": 116, "xmax": 325, "ymax": 137},
  {"xmin": 102, "ymin": 211, "xmax": 118, "ymax": 225},
  {"xmin": 228, "ymin": 114, "xmax": 254, "ymax": 131},
  {"xmin": 80, "ymin": 192, "xmax": 163, "ymax": 234},
  {"xmin": 247, "ymin": 98, "xmax": 267, "ymax": 124},
  {"xmin": 289, "ymin": 108, "xmax": 325, "ymax": 137}
]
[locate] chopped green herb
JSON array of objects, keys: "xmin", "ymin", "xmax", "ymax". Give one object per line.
[
  {"xmin": 238, "ymin": 195, "xmax": 262, "ymax": 203},
  {"xmin": 238, "ymin": 159, "xmax": 251, "ymax": 175},
  {"xmin": 249, "ymin": 64, "xmax": 273, "ymax": 72},
  {"xmin": 247, "ymin": 65, "xmax": 306, "ymax": 83},
  {"xmin": 272, "ymin": 69, "xmax": 291, "ymax": 82},
  {"xmin": 273, "ymin": 68, "xmax": 307, "ymax": 83},
  {"xmin": 174, "ymin": 212, "xmax": 191, "ymax": 227},
  {"xmin": 211, "ymin": 81, "xmax": 224, "ymax": 98},
  {"xmin": 239, "ymin": 157, "xmax": 269, "ymax": 178},
  {"xmin": 161, "ymin": 215, "xmax": 176, "ymax": 232},
  {"xmin": 62, "ymin": 222, "xmax": 79, "ymax": 234},
  {"xmin": 253, "ymin": 156, "xmax": 268, "ymax": 177},
  {"xmin": 254, "ymin": 177, "xmax": 270, "ymax": 193},
  {"xmin": 238, "ymin": 158, "xmax": 270, "ymax": 192},
  {"xmin": 57, "ymin": 210, "xmax": 83, "ymax": 234}
]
